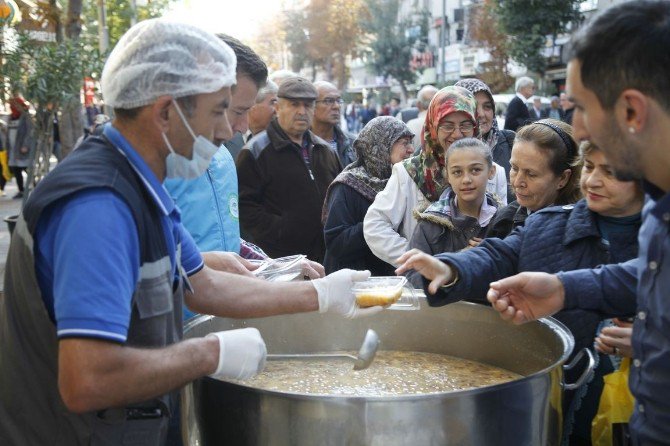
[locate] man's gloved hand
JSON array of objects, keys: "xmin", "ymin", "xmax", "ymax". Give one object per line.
[
  {"xmin": 312, "ymin": 269, "xmax": 384, "ymax": 318},
  {"xmin": 206, "ymin": 328, "xmax": 267, "ymax": 380}
]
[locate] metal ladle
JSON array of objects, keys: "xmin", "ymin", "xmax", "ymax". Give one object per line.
[{"xmin": 267, "ymin": 329, "xmax": 380, "ymax": 371}]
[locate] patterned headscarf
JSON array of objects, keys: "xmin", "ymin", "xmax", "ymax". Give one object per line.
[
  {"xmin": 402, "ymin": 85, "xmax": 478, "ymax": 202},
  {"xmin": 455, "ymin": 78, "xmax": 500, "ymax": 149},
  {"xmin": 322, "ymin": 116, "xmax": 414, "ymax": 223}
]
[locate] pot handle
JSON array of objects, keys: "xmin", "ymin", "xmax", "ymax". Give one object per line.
[{"xmin": 562, "ymin": 348, "xmax": 595, "ymax": 391}]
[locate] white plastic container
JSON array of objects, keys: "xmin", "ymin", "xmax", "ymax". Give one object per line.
[
  {"xmin": 253, "ymin": 255, "xmax": 306, "ymax": 282},
  {"xmin": 351, "ymin": 276, "xmax": 420, "ymax": 310}
]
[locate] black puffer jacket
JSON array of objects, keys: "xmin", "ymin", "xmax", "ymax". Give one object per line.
[
  {"xmin": 323, "ymin": 183, "xmax": 395, "ymax": 276},
  {"xmin": 407, "ymin": 192, "xmax": 498, "ymax": 288},
  {"xmin": 485, "ymin": 200, "xmax": 528, "ymax": 239}
]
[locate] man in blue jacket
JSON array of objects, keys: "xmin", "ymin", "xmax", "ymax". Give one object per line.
[
  {"xmin": 165, "ymin": 37, "xmax": 324, "ymax": 320},
  {"xmin": 165, "ymin": 35, "xmax": 265, "ymax": 260},
  {"xmin": 480, "ymin": 2, "xmax": 670, "ymax": 444}
]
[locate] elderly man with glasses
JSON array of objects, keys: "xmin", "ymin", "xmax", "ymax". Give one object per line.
[{"xmin": 311, "ymin": 81, "xmax": 356, "ymax": 168}]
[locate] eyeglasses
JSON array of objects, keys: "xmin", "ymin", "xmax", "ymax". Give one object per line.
[
  {"xmin": 396, "ymin": 138, "xmax": 413, "ymax": 148},
  {"xmin": 437, "ymin": 121, "xmax": 475, "ymax": 134},
  {"xmin": 316, "ymin": 98, "xmax": 344, "ymax": 106}
]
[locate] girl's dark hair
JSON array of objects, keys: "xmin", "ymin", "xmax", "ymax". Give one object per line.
[
  {"xmin": 515, "ymin": 119, "xmax": 582, "ymax": 205},
  {"xmin": 446, "ymin": 137, "xmax": 493, "ymax": 168}
]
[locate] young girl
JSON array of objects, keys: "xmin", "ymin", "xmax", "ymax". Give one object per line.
[
  {"xmin": 407, "ymin": 138, "xmax": 498, "ymax": 287},
  {"xmin": 364, "ymin": 86, "xmax": 478, "ymax": 268}
]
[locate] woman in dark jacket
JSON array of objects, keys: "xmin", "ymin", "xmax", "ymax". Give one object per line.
[
  {"xmin": 487, "ymin": 119, "xmax": 582, "ymax": 238},
  {"xmin": 397, "ymin": 141, "xmax": 644, "ymax": 444},
  {"xmin": 455, "ymin": 79, "xmax": 516, "ymax": 183},
  {"xmin": 322, "ymin": 116, "xmax": 414, "ymax": 275}
]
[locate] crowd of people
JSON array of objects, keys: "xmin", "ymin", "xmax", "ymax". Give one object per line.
[
  {"xmin": 0, "ymin": 92, "xmax": 34, "ymax": 198},
  {"xmin": 0, "ymin": 1, "xmax": 668, "ymax": 445},
  {"xmin": 0, "ymin": 91, "xmax": 110, "ymax": 199}
]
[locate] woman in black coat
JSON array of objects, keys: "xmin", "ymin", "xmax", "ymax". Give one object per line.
[{"xmin": 322, "ymin": 116, "xmax": 414, "ymax": 275}]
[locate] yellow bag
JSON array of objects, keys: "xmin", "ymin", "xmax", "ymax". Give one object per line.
[
  {"xmin": 591, "ymin": 357, "xmax": 635, "ymax": 446},
  {"xmin": 0, "ymin": 150, "xmax": 12, "ymax": 181}
]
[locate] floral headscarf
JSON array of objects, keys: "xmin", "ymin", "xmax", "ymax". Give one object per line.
[
  {"xmin": 322, "ymin": 116, "xmax": 414, "ymax": 223},
  {"xmin": 402, "ymin": 85, "xmax": 478, "ymax": 202},
  {"xmin": 455, "ymin": 78, "xmax": 500, "ymax": 149}
]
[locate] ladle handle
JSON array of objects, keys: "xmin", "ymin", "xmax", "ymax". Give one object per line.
[{"xmin": 267, "ymin": 353, "xmax": 357, "ymax": 362}]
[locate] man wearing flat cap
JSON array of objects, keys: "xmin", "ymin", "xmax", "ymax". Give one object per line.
[
  {"xmin": 0, "ymin": 23, "xmax": 379, "ymax": 445},
  {"xmin": 237, "ymin": 76, "xmax": 342, "ymax": 263}
]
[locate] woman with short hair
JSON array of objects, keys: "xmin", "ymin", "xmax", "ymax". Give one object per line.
[{"xmin": 487, "ymin": 119, "xmax": 582, "ymax": 238}]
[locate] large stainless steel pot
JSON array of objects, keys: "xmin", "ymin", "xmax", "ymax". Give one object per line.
[{"xmin": 181, "ymin": 300, "xmax": 592, "ymax": 446}]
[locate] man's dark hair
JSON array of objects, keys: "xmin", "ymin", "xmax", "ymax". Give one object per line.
[
  {"xmin": 217, "ymin": 34, "xmax": 268, "ymax": 89},
  {"xmin": 568, "ymin": 0, "xmax": 670, "ymax": 113}
]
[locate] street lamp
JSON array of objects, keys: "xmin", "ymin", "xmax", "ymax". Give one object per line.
[
  {"xmin": 97, "ymin": 0, "xmax": 109, "ymax": 53},
  {"xmin": 440, "ymin": 0, "xmax": 446, "ymax": 83}
]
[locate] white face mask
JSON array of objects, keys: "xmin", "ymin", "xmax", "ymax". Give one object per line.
[{"xmin": 162, "ymin": 100, "xmax": 219, "ymax": 179}]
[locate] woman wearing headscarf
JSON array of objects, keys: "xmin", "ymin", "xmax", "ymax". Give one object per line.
[
  {"xmin": 322, "ymin": 117, "xmax": 414, "ymax": 275},
  {"xmin": 455, "ymin": 78, "xmax": 516, "ymax": 198},
  {"xmin": 363, "ymin": 86, "xmax": 478, "ymax": 268}
]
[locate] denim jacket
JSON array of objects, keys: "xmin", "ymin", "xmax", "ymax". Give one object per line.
[{"xmin": 559, "ymin": 185, "xmax": 670, "ymax": 445}]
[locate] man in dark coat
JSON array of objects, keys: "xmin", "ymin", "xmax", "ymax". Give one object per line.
[
  {"xmin": 237, "ymin": 77, "xmax": 342, "ymax": 263},
  {"xmin": 504, "ymin": 76, "xmax": 534, "ymax": 131},
  {"xmin": 560, "ymin": 92, "xmax": 575, "ymax": 125}
]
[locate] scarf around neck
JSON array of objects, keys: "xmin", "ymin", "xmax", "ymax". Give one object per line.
[{"xmin": 322, "ymin": 116, "xmax": 414, "ymax": 223}]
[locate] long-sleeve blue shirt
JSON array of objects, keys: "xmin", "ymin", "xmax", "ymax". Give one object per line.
[{"xmin": 559, "ymin": 183, "xmax": 670, "ymax": 445}]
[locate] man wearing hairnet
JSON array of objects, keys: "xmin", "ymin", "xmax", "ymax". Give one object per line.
[{"xmin": 0, "ymin": 19, "xmax": 382, "ymax": 445}]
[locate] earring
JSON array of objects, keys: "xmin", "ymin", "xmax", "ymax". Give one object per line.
[{"xmin": 628, "ymin": 127, "xmax": 636, "ymax": 134}]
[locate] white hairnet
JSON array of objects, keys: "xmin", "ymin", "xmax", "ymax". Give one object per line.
[{"xmin": 101, "ymin": 19, "xmax": 237, "ymax": 109}]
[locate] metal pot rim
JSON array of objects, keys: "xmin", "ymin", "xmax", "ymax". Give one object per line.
[{"xmin": 190, "ymin": 310, "xmax": 575, "ymax": 401}]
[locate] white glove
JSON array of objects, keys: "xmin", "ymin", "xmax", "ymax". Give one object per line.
[
  {"xmin": 206, "ymin": 328, "xmax": 267, "ymax": 380},
  {"xmin": 312, "ymin": 269, "xmax": 384, "ymax": 318}
]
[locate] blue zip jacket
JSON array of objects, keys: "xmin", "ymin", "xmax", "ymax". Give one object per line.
[{"xmin": 164, "ymin": 146, "xmax": 241, "ymax": 254}]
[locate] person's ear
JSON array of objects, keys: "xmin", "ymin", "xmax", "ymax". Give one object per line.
[
  {"xmin": 557, "ymin": 168, "xmax": 572, "ymax": 190},
  {"xmin": 488, "ymin": 163, "xmax": 496, "ymax": 180},
  {"xmin": 152, "ymin": 95, "xmax": 174, "ymax": 133},
  {"xmin": 618, "ymin": 89, "xmax": 648, "ymax": 135}
]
